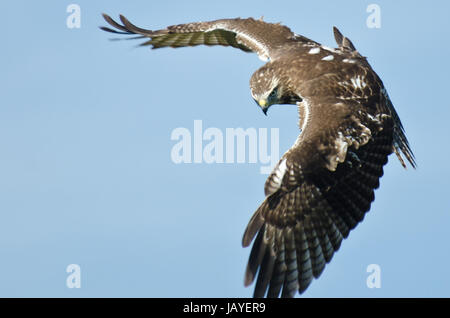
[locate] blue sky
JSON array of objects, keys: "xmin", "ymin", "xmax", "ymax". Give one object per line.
[{"xmin": 0, "ymin": 0, "xmax": 449, "ymax": 297}]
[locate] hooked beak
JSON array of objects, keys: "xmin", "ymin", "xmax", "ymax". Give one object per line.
[{"xmin": 258, "ymin": 99, "xmax": 268, "ymax": 116}]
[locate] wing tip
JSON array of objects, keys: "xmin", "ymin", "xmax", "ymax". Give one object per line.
[
  {"xmin": 242, "ymin": 210, "xmax": 264, "ymax": 247},
  {"xmin": 244, "ymin": 266, "xmax": 255, "ymax": 287},
  {"xmin": 332, "ymin": 26, "xmax": 356, "ymax": 51},
  {"xmin": 101, "ymin": 12, "xmax": 110, "ymax": 21}
]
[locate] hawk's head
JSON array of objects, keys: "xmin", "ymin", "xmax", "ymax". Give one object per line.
[{"xmin": 250, "ymin": 66, "xmax": 301, "ymax": 115}]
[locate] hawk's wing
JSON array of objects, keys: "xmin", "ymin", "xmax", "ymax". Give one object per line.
[
  {"xmin": 242, "ymin": 83, "xmax": 401, "ymax": 297},
  {"xmin": 100, "ymin": 14, "xmax": 317, "ymax": 61}
]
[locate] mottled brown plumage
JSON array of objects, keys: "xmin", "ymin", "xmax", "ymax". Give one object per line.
[{"xmin": 101, "ymin": 14, "xmax": 415, "ymax": 298}]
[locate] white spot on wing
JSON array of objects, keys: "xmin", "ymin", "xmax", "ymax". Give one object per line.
[
  {"xmin": 350, "ymin": 75, "xmax": 367, "ymax": 89},
  {"xmin": 321, "ymin": 45, "xmax": 338, "ymax": 53},
  {"xmin": 322, "ymin": 55, "xmax": 334, "ymax": 61},
  {"xmin": 308, "ymin": 47, "xmax": 320, "ymax": 54}
]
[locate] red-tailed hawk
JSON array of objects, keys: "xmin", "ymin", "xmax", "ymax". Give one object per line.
[{"xmin": 101, "ymin": 14, "xmax": 415, "ymax": 297}]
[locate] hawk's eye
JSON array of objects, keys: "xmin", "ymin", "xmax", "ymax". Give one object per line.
[{"xmin": 269, "ymin": 88, "xmax": 278, "ymax": 99}]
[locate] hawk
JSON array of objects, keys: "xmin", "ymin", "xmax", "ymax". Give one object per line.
[{"xmin": 101, "ymin": 14, "xmax": 415, "ymax": 297}]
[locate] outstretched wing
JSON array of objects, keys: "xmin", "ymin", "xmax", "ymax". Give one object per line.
[
  {"xmin": 100, "ymin": 14, "xmax": 315, "ymax": 61},
  {"xmin": 242, "ymin": 73, "xmax": 403, "ymax": 297}
]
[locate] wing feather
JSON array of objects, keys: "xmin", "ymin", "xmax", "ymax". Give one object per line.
[
  {"xmin": 266, "ymin": 228, "xmax": 286, "ymax": 297},
  {"xmin": 253, "ymin": 240, "xmax": 276, "ymax": 297},
  {"xmin": 100, "ymin": 14, "xmax": 306, "ymax": 61},
  {"xmin": 311, "ymin": 213, "xmax": 335, "ymax": 263},
  {"xmin": 294, "ymin": 224, "xmax": 313, "ymax": 293},
  {"xmin": 281, "ymin": 228, "xmax": 299, "ymax": 298}
]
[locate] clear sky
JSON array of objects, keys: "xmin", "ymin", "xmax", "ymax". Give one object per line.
[{"xmin": 1, "ymin": 0, "xmax": 449, "ymax": 297}]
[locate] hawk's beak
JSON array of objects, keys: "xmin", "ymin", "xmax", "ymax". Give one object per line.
[
  {"xmin": 258, "ymin": 99, "xmax": 268, "ymax": 116},
  {"xmin": 258, "ymin": 99, "xmax": 267, "ymax": 107}
]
